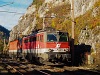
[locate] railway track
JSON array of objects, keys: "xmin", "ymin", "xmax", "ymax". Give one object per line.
[
  {"xmin": 0, "ymin": 57, "xmax": 100, "ymax": 75},
  {"xmin": 0, "ymin": 58, "xmax": 52, "ymax": 75}
]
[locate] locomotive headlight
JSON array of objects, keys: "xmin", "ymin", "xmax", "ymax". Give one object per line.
[
  {"xmin": 48, "ymin": 49, "xmax": 51, "ymax": 52},
  {"xmin": 48, "ymin": 49, "xmax": 54, "ymax": 52},
  {"xmin": 64, "ymin": 48, "xmax": 69, "ymax": 52}
]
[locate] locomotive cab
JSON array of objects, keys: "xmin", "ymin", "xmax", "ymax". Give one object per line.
[
  {"xmin": 35, "ymin": 27, "xmax": 71, "ymax": 64},
  {"xmin": 45, "ymin": 31, "xmax": 70, "ymax": 63}
]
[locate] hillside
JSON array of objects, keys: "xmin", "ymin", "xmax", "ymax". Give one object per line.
[
  {"xmin": 9, "ymin": 0, "xmax": 100, "ymax": 67},
  {"xmin": 0, "ymin": 25, "xmax": 9, "ymax": 36},
  {"xmin": 0, "ymin": 25, "xmax": 10, "ymax": 51},
  {"xmin": 9, "ymin": 0, "xmax": 100, "ymax": 48},
  {"xmin": 9, "ymin": 0, "xmax": 99, "ymax": 40}
]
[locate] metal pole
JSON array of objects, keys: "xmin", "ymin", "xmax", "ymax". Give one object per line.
[
  {"xmin": 43, "ymin": 17, "xmax": 45, "ymax": 30},
  {"xmin": 71, "ymin": 0, "xmax": 74, "ymax": 39},
  {"xmin": 71, "ymin": 0, "xmax": 75, "ymax": 66}
]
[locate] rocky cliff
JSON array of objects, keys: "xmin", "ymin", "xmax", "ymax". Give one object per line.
[
  {"xmin": 9, "ymin": 0, "xmax": 99, "ymax": 46},
  {"xmin": 10, "ymin": 0, "xmax": 99, "ymax": 41}
]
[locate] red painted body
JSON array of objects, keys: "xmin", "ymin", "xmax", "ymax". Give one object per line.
[
  {"xmin": 22, "ymin": 36, "xmax": 70, "ymax": 51},
  {"xmin": 9, "ymin": 28, "xmax": 71, "ymax": 64},
  {"xmin": 9, "ymin": 40, "xmax": 18, "ymax": 50}
]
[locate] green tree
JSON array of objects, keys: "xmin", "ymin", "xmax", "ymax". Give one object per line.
[{"xmin": 0, "ymin": 39, "xmax": 4, "ymax": 52}]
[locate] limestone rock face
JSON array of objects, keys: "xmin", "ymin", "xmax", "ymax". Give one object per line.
[
  {"xmin": 78, "ymin": 26, "xmax": 100, "ymax": 50},
  {"xmin": 74, "ymin": 0, "xmax": 98, "ymax": 17},
  {"xmin": 9, "ymin": 0, "xmax": 98, "ymax": 41}
]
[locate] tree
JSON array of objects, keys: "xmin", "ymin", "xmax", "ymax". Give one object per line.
[{"xmin": 0, "ymin": 39, "xmax": 4, "ymax": 52}]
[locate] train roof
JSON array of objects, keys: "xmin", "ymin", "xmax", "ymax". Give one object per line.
[{"xmin": 23, "ymin": 27, "xmax": 68, "ymax": 38}]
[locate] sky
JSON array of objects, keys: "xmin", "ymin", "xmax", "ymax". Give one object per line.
[{"xmin": 0, "ymin": 0, "xmax": 33, "ymax": 30}]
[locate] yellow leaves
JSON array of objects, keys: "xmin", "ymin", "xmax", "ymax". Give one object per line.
[
  {"xmin": 94, "ymin": 1, "xmax": 100, "ymax": 8},
  {"xmin": 51, "ymin": 19, "xmax": 55, "ymax": 28},
  {"xmin": 56, "ymin": 24, "xmax": 62, "ymax": 30},
  {"xmin": 0, "ymin": 39, "xmax": 4, "ymax": 50},
  {"xmin": 33, "ymin": 0, "xmax": 44, "ymax": 7}
]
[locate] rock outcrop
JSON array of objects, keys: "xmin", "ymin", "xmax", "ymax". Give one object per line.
[
  {"xmin": 78, "ymin": 26, "xmax": 100, "ymax": 52},
  {"xmin": 9, "ymin": 0, "xmax": 99, "ymax": 41}
]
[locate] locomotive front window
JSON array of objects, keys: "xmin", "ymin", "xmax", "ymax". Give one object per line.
[
  {"xmin": 47, "ymin": 34, "xmax": 57, "ymax": 42},
  {"xmin": 59, "ymin": 33, "xmax": 68, "ymax": 42}
]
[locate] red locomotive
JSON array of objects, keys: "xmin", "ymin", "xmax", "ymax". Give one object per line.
[{"xmin": 9, "ymin": 27, "xmax": 71, "ymax": 64}]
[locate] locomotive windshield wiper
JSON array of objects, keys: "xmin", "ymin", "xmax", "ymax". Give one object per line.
[{"xmin": 58, "ymin": 32, "xmax": 68, "ymax": 42}]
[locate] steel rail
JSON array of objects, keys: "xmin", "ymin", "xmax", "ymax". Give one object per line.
[{"xmin": 4, "ymin": 63, "xmax": 24, "ymax": 75}]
